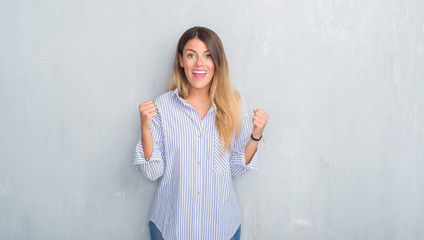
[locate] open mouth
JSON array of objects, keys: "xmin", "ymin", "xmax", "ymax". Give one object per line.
[{"xmin": 193, "ymin": 70, "xmax": 207, "ymax": 79}]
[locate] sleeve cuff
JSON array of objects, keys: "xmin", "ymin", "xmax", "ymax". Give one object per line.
[
  {"xmin": 230, "ymin": 145, "xmax": 260, "ymax": 171},
  {"xmin": 133, "ymin": 138, "xmax": 163, "ymax": 165}
]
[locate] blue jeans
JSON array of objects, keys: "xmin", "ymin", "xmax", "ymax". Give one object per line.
[{"xmin": 149, "ymin": 221, "xmax": 241, "ymax": 240}]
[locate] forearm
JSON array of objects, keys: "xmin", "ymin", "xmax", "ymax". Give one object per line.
[
  {"xmin": 141, "ymin": 127, "xmax": 154, "ymax": 160},
  {"xmin": 244, "ymin": 138, "xmax": 259, "ymax": 165}
]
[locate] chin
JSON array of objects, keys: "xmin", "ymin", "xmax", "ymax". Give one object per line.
[{"xmin": 188, "ymin": 80, "xmax": 212, "ymax": 90}]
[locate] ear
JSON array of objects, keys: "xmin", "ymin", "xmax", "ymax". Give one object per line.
[{"xmin": 179, "ymin": 53, "xmax": 184, "ymax": 68}]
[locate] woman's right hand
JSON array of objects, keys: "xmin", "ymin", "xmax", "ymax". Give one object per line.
[{"xmin": 139, "ymin": 100, "xmax": 157, "ymax": 131}]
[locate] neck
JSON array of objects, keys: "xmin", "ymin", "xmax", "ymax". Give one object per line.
[{"xmin": 188, "ymin": 87, "xmax": 210, "ymax": 101}]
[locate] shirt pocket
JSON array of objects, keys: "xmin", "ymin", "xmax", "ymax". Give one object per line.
[{"xmin": 213, "ymin": 136, "xmax": 231, "ymax": 173}]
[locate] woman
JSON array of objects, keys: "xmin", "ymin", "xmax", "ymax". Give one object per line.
[{"xmin": 134, "ymin": 26, "xmax": 269, "ymax": 240}]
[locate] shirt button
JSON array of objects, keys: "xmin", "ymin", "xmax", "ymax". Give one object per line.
[
  {"xmin": 198, "ymin": 192, "xmax": 201, "ymax": 195},
  {"xmin": 198, "ymin": 134, "xmax": 201, "ymax": 138},
  {"xmin": 198, "ymin": 162, "xmax": 201, "ymax": 165}
]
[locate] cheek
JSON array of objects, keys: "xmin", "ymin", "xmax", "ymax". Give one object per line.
[
  {"xmin": 183, "ymin": 62, "xmax": 192, "ymax": 78},
  {"xmin": 208, "ymin": 61, "xmax": 215, "ymax": 72},
  {"xmin": 182, "ymin": 60, "xmax": 190, "ymax": 70},
  {"xmin": 184, "ymin": 68, "xmax": 191, "ymax": 78},
  {"xmin": 184, "ymin": 60, "xmax": 193, "ymax": 70}
]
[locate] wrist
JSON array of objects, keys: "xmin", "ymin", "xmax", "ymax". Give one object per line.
[
  {"xmin": 141, "ymin": 126, "xmax": 151, "ymax": 133},
  {"xmin": 250, "ymin": 133, "xmax": 262, "ymax": 142},
  {"xmin": 251, "ymin": 131, "xmax": 262, "ymax": 139}
]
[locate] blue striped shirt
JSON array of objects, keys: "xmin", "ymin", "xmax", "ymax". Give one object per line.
[{"xmin": 133, "ymin": 89, "xmax": 259, "ymax": 240}]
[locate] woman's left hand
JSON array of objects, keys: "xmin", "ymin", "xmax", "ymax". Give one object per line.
[{"xmin": 252, "ymin": 108, "xmax": 269, "ymax": 139}]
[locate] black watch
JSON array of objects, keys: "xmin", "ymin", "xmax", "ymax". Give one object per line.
[{"xmin": 250, "ymin": 133, "xmax": 262, "ymax": 142}]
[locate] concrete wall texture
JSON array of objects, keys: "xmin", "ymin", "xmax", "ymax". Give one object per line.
[{"xmin": 1, "ymin": 0, "xmax": 423, "ymax": 239}]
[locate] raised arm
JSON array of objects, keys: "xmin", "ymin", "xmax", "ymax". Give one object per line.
[
  {"xmin": 229, "ymin": 98, "xmax": 269, "ymax": 177},
  {"xmin": 133, "ymin": 100, "xmax": 165, "ymax": 181},
  {"xmin": 139, "ymin": 100, "xmax": 157, "ymax": 159},
  {"xmin": 245, "ymin": 108, "xmax": 269, "ymax": 164}
]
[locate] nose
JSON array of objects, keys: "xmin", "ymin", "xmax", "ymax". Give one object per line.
[{"xmin": 195, "ymin": 56, "xmax": 204, "ymax": 66}]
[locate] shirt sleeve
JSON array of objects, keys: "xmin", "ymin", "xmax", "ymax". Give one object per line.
[
  {"xmin": 229, "ymin": 97, "xmax": 260, "ymax": 178},
  {"xmin": 133, "ymin": 108, "xmax": 166, "ymax": 181}
]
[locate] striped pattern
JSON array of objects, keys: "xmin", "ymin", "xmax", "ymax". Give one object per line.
[{"xmin": 134, "ymin": 89, "xmax": 259, "ymax": 240}]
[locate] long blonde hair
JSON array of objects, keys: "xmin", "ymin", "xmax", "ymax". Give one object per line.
[{"xmin": 168, "ymin": 26, "xmax": 241, "ymax": 151}]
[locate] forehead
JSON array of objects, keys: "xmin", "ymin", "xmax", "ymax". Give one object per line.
[{"xmin": 183, "ymin": 38, "xmax": 209, "ymax": 52}]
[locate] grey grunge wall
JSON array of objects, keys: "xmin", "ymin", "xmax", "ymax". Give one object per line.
[{"xmin": 1, "ymin": 0, "xmax": 423, "ymax": 239}]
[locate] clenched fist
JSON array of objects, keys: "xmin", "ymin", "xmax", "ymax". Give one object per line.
[
  {"xmin": 139, "ymin": 100, "xmax": 157, "ymax": 131},
  {"xmin": 252, "ymin": 108, "xmax": 269, "ymax": 139}
]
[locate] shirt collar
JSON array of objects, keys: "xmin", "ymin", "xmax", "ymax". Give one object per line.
[
  {"xmin": 171, "ymin": 88, "xmax": 190, "ymax": 108},
  {"xmin": 171, "ymin": 88, "xmax": 216, "ymax": 115}
]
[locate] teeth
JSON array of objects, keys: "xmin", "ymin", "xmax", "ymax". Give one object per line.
[{"xmin": 193, "ymin": 71, "xmax": 207, "ymax": 74}]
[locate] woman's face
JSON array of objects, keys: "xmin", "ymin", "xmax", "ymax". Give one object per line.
[{"xmin": 179, "ymin": 38, "xmax": 215, "ymax": 92}]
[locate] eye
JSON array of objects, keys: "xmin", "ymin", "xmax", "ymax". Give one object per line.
[
  {"xmin": 205, "ymin": 54, "xmax": 212, "ymax": 59},
  {"xmin": 187, "ymin": 53, "xmax": 197, "ymax": 59}
]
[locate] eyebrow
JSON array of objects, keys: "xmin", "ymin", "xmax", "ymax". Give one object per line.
[{"xmin": 186, "ymin": 49, "xmax": 210, "ymax": 53}]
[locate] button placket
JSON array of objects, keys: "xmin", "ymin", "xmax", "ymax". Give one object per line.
[{"xmin": 196, "ymin": 124, "xmax": 203, "ymax": 199}]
